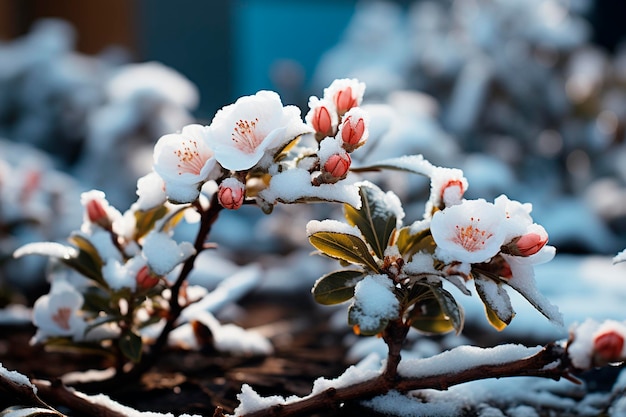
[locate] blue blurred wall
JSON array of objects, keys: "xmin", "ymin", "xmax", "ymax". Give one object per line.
[{"xmin": 138, "ymin": 0, "xmax": 356, "ymax": 119}]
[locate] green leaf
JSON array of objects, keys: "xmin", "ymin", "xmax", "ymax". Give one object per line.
[
  {"xmin": 42, "ymin": 337, "xmax": 116, "ymax": 358},
  {"xmin": 134, "ymin": 205, "xmax": 168, "ymax": 240},
  {"xmin": 82, "ymin": 287, "xmax": 115, "ymax": 314},
  {"xmin": 312, "ymin": 270, "xmax": 365, "ymax": 305},
  {"xmin": 119, "ymin": 331, "xmax": 143, "ymax": 363},
  {"xmin": 344, "ymin": 183, "xmax": 398, "ymax": 259},
  {"xmin": 408, "ymin": 285, "xmax": 464, "ymax": 335},
  {"xmin": 309, "ymin": 232, "xmax": 379, "ymax": 272},
  {"xmin": 475, "ymin": 275, "xmax": 515, "ymax": 330},
  {"xmin": 66, "ymin": 234, "xmax": 106, "ymax": 286},
  {"xmin": 396, "ymin": 227, "xmax": 435, "ymax": 258},
  {"xmin": 13, "ymin": 237, "xmax": 105, "ymax": 286}
]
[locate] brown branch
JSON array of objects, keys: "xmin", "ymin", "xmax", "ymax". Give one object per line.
[
  {"xmin": 33, "ymin": 379, "xmax": 127, "ymax": 417},
  {"xmin": 0, "ymin": 372, "xmax": 52, "ymax": 410},
  {"xmin": 72, "ymin": 194, "xmax": 224, "ymax": 392},
  {"xmin": 239, "ymin": 343, "xmax": 574, "ymax": 417}
]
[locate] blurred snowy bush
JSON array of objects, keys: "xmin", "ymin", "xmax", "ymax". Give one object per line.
[{"xmin": 313, "ymin": 0, "xmax": 626, "ymax": 255}]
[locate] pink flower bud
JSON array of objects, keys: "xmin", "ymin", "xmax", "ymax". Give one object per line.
[
  {"xmin": 218, "ymin": 178, "xmax": 245, "ymax": 210},
  {"xmin": 334, "ymin": 86, "xmax": 358, "ymax": 116},
  {"xmin": 594, "ymin": 330, "xmax": 624, "ymax": 363},
  {"xmin": 136, "ymin": 266, "xmax": 160, "ymax": 290},
  {"xmin": 311, "ymin": 105, "xmax": 334, "ymax": 138},
  {"xmin": 323, "ymin": 152, "xmax": 351, "ymax": 179},
  {"xmin": 85, "ymin": 199, "xmax": 112, "ymax": 230},
  {"xmin": 508, "ymin": 232, "xmax": 548, "ymax": 257}
]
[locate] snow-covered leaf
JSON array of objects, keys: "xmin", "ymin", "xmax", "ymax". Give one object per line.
[
  {"xmin": 352, "ymin": 155, "xmax": 434, "ymax": 177},
  {"xmin": 312, "ymin": 270, "xmax": 365, "ymax": 305},
  {"xmin": 13, "ymin": 242, "xmax": 78, "ymax": 260},
  {"xmin": 309, "ymin": 232, "xmax": 379, "ymax": 272},
  {"xmin": 344, "ymin": 182, "xmax": 398, "ymax": 259},
  {"xmin": 475, "ymin": 276, "xmax": 515, "ymax": 330}
]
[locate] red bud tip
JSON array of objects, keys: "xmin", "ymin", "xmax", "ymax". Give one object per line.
[{"xmin": 594, "ymin": 330, "xmax": 624, "ymax": 362}]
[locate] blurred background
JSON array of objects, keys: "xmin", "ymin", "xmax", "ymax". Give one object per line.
[{"xmin": 1, "ymin": 0, "xmax": 626, "ymax": 315}]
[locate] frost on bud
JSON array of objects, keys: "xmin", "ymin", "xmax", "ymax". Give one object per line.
[
  {"xmin": 323, "ymin": 78, "xmax": 365, "ymax": 117},
  {"xmin": 81, "ymin": 190, "xmax": 114, "ymax": 231},
  {"xmin": 504, "ymin": 228, "xmax": 548, "ymax": 257},
  {"xmin": 218, "ymin": 177, "xmax": 246, "ymax": 210},
  {"xmin": 136, "ymin": 266, "xmax": 161, "ymax": 290},
  {"xmin": 593, "ymin": 330, "xmax": 625, "ymax": 364},
  {"xmin": 323, "ymin": 152, "xmax": 351, "ymax": 179},
  {"xmin": 306, "ymin": 97, "xmax": 337, "ymax": 142},
  {"xmin": 441, "ymin": 179, "xmax": 465, "ymax": 207},
  {"xmin": 339, "ymin": 107, "xmax": 369, "ymax": 152}
]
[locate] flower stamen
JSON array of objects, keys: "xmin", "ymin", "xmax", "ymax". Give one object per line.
[
  {"xmin": 231, "ymin": 118, "xmax": 261, "ymax": 154},
  {"xmin": 453, "ymin": 218, "xmax": 493, "ymax": 252},
  {"xmin": 174, "ymin": 139, "xmax": 205, "ymax": 175}
]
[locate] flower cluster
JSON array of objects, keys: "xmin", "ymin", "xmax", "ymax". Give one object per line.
[
  {"xmin": 151, "ymin": 79, "xmax": 370, "ymax": 213},
  {"xmin": 307, "ymin": 156, "xmax": 561, "ymax": 336},
  {"xmin": 14, "ymin": 79, "xmax": 372, "ymax": 366}
]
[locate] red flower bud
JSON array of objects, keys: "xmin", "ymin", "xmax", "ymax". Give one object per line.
[
  {"xmin": 85, "ymin": 199, "xmax": 112, "ymax": 230},
  {"xmin": 136, "ymin": 266, "xmax": 160, "ymax": 290},
  {"xmin": 311, "ymin": 105, "xmax": 334, "ymax": 138},
  {"xmin": 594, "ymin": 330, "xmax": 625, "ymax": 363},
  {"xmin": 323, "ymin": 153, "xmax": 351, "ymax": 178},
  {"xmin": 334, "ymin": 86, "xmax": 358, "ymax": 116},
  {"xmin": 218, "ymin": 178, "xmax": 245, "ymax": 210},
  {"xmin": 341, "ymin": 115, "xmax": 366, "ymax": 146}
]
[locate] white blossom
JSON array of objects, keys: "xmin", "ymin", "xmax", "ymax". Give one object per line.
[
  {"xmin": 32, "ymin": 280, "xmax": 87, "ymax": 343},
  {"xmin": 207, "ymin": 90, "xmax": 312, "ymax": 171},
  {"xmin": 153, "ymin": 124, "xmax": 218, "ymax": 203},
  {"xmin": 431, "ymin": 199, "xmax": 507, "ymax": 264}
]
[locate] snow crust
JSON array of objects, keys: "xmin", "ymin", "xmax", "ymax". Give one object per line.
[
  {"xmin": 305, "ymin": 219, "xmax": 361, "ymax": 237},
  {"xmin": 398, "ymin": 344, "xmax": 542, "ymax": 378},
  {"xmin": 259, "ymin": 168, "xmax": 362, "ymax": 208},
  {"xmin": 0, "ymin": 363, "xmax": 37, "ymax": 394},
  {"xmin": 350, "ymin": 274, "xmax": 399, "ymax": 334}
]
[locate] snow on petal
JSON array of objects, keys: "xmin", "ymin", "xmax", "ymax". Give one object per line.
[
  {"xmin": 502, "ymin": 252, "xmax": 563, "ymax": 326},
  {"xmin": 431, "ymin": 199, "xmax": 507, "ymax": 264},
  {"xmin": 153, "ymin": 124, "xmax": 217, "ymax": 203},
  {"xmin": 135, "ymin": 171, "xmax": 167, "ymax": 210},
  {"xmin": 32, "ymin": 280, "xmax": 87, "ymax": 343},
  {"xmin": 142, "ymin": 231, "xmax": 196, "ymax": 276},
  {"xmin": 426, "ymin": 167, "xmax": 468, "ymax": 214},
  {"xmin": 208, "ymin": 90, "xmax": 312, "ymax": 171},
  {"xmin": 323, "ymin": 78, "xmax": 366, "ymax": 115}
]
